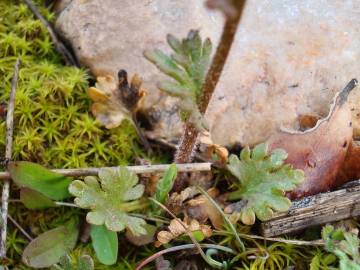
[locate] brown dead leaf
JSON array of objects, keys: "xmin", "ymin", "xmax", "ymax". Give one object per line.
[
  {"xmin": 199, "ymin": 131, "xmax": 229, "ymax": 164},
  {"xmin": 336, "ymin": 141, "xmax": 360, "ymax": 186},
  {"xmin": 156, "ymin": 217, "xmax": 212, "ymax": 247},
  {"xmin": 186, "ymin": 188, "xmax": 223, "ymax": 229},
  {"xmin": 87, "ymin": 71, "xmax": 145, "ymax": 129},
  {"xmin": 268, "ymin": 79, "xmax": 357, "ymax": 199},
  {"xmin": 167, "ymin": 186, "xmax": 200, "ymax": 215}
]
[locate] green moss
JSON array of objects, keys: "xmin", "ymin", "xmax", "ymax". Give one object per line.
[{"xmin": 0, "ymin": 0, "xmax": 143, "ymax": 168}]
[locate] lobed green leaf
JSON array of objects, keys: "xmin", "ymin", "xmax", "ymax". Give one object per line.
[{"xmin": 227, "ymin": 143, "xmax": 304, "ymax": 224}]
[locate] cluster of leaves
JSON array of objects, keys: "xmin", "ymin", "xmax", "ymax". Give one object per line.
[
  {"xmin": 0, "ymin": 0, "xmax": 144, "ymax": 169},
  {"xmin": 7, "ymin": 160, "xmax": 179, "ymax": 268},
  {"xmin": 144, "ymin": 30, "xmax": 212, "ymax": 130}
]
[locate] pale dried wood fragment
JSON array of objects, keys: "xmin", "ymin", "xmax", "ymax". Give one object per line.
[{"xmin": 261, "ymin": 180, "xmax": 360, "ymax": 237}]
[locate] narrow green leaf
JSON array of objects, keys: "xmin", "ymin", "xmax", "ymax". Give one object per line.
[
  {"xmin": 166, "ymin": 34, "xmax": 182, "ymax": 53},
  {"xmin": 153, "ymin": 164, "xmax": 177, "ymax": 214},
  {"xmin": 90, "ymin": 225, "xmax": 118, "ymax": 265},
  {"xmin": 22, "ymin": 218, "xmax": 79, "ymax": 268},
  {"xmin": 158, "ymin": 81, "xmax": 189, "ymax": 98},
  {"xmin": 143, "ymin": 49, "xmax": 189, "ymax": 84},
  {"xmin": 20, "ymin": 188, "xmax": 56, "ymax": 210},
  {"xmin": 9, "ymin": 161, "xmax": 72, "ymax": 200}
]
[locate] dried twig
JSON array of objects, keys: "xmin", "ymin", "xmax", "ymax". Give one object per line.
[
  {"xmin": 172, "ymin": 0, "xmax": 246, "ymax": 191},
  {"xmin": 0, "ymin": 162, "xmax": 212, "ymax": 180},
  {"xmin": 23, "ymin": 0, "xmax": 78, "ymax": 66},
  {"xmin": 7, "ymin": 215, "xmax": 33, "ymax": 242},
  {"xmin": 0, "ymin": 59, "xmax": 20, "ymax": 258}
]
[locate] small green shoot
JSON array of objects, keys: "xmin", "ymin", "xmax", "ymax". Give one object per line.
[
  {"xmin": 152, "ymin": 163, "xmax": 177, "ymax": 215},
  {"xmin": 322, "ymin": 225, "xmax": 360, "ymax": 270},
  {"xmin": 144, "ymin": 30, "xmax": 212, "ymax": 130}
]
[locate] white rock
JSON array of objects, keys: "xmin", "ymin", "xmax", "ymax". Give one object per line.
[{"xmin": 56, "ymin": 0, "xmax": 360, "ymax": 146}]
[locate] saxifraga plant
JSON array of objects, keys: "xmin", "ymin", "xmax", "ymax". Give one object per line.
[{"xmin": 145, "ymin": 0, "xmax": 246, "ymax": 191}]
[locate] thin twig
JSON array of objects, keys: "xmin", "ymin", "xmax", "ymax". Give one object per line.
[
  {"xmin": 7, "ymin": 215, "xmax": 33, "ymax": 242},
  {"xmin": 22, "ymin": 0, "xmax": 78, "ymax": 66},
  {"xmin": 0, "ymin": 162, "xmax": 211, "ymax": 180},
  {"xmin": 0, "ymin": 59, "xmax": 20, "ymax": 258},
  {"xmin": 172, "ymin": 0, "xmax": 246, "ymax": 191}
]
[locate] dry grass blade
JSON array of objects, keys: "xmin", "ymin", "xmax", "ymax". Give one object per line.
[{"xmin": 196, "ymin": 186, "xmax": 245, "ymax": 251}]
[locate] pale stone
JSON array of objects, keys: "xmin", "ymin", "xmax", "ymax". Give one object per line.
[{"xmin": 55, "ymin": 0, "xmax": 360, "ymax": 147}]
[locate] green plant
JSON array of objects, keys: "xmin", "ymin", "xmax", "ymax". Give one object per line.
[
  {"xmin": 322, "ymin": 225, "xmax": 360, "ymax": 270},
  {"xmin": 69, "ymin": 167, "xmax": 148, "ymax": 234},
  {"xmin": 144, "ymin": 30, "xmax": 212, "ymax": 131},
  {"xmin": 152, "ymin": 163, "xmax": 177, "ymax": 215},
  {"xmin": 226, "ymin": 143, "xmax": 304, "ymax": 225},
  {"xmin": 22, "ymin": 217, "xmax": 79, "ymax": 268}
]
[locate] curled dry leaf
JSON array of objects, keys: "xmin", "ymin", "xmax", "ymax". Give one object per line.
[
  {"xmin": 167, "ymin": 186, "xmax": 200, "ymax": 215},
  {"xmin": 268, "ymin": 79, "xmax": 358, "ymax": 199},
  {"xmin": 156, "ymin": 217, "xmax": 212, "ymax": 247},
  {"xmin": 199, "ymin": 131, "xmax": 229, "ymax": 164},
  {"xmin": 186, "ymin": 188, "xmax": 223, "ymax": 229},
  {"xmin": 87, "ymin": 71, "xmax": 146, "ymax": 129}
]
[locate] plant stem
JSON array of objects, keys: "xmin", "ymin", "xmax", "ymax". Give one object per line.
[
  {"xmin": 172, "ymin": 0, "xmax": 246, "ymax": 191},
  {"xmin": 119, "ymin": 199, "xmax": 149, "ymax": 212},
  {"xmin": 0, "ymin": 162, "xmax": 211, "ymax": 180},
  {"xmin": 0, "ymin": 59, "xmax": 20, "ymax": 258}
]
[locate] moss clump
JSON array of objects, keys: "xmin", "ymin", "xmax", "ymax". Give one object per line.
[{"xmin": 0, "ymin": 0, "xmax": 144, "ymax": 168}]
